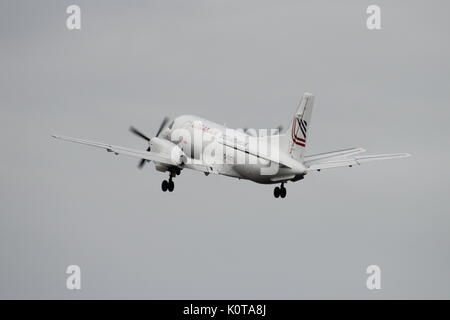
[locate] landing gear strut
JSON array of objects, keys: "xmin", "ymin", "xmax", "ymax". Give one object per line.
[
  {"xmin": 161, "ymin": 170, "xmax": 176, "ymax": 192},
  {"xmin": 274, "ymin": 183, "xmax": 287, "ymax": 199}
]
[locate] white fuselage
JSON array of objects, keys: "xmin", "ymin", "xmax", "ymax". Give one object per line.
[{"xmin": 158, "ymin": 115, "xmax": 306, "ymax": 184}]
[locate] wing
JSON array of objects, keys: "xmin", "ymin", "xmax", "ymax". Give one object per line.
[
  {"xmin": 52, "ymin": 134, "xmax": 181, "ymax": 167},
  {"xmin": 305, "ymin": 151, "xmax": 410, "ymax": 172}
]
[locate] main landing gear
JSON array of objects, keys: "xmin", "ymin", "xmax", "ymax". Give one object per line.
[
  {"xmin": 161, "ymin": 179, "xmax": 174, "ymax": 192},
  {"xmin": 273, "ymin": 183, "xmax": 287, "ymax": 199},
  {"xmin": 161, "ymin": 168, "xmax": 181, "ymax": 192}
]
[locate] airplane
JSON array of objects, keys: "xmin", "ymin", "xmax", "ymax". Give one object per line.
[{"xmin": 52, "ymin": 92, "xmax": 410, "ymax": 198}]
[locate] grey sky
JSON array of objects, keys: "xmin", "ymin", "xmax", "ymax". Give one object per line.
[{"xmin": 0, "ymin": 0, "xmax": 449, "ymax": 299}]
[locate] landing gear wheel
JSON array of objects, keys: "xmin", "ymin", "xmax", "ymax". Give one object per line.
[
  {"xmin": 161, "ymin": 180, "xmax": 168, "ymax": 192},
  {"xmin": 280, "ymin": 187, "xmax": 287, "ymax": 198},
  {"xmin": 168, "ymin": 180, "xmax": 174, "ymax": 192},
  {"xmin": 274, "ymin": 187, "xmax": 280, "ymax": 198}
]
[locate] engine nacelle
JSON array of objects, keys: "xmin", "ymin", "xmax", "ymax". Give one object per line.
[{"xmin": 150, "ymin": 137, "xmax": 187, "ymax": 166}]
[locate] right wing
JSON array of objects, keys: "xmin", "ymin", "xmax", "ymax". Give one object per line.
[{"xmin": 52, "ymin": 135, "xmax": 183, "ymax": 167}]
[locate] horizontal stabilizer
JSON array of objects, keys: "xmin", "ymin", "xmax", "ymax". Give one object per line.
[
  {"xmin": 304, "ymin": 147, "xmax": 366, "ymax": 165},
  {"xmin": 306, "ymin": 152, "xmax": 411, "ymax": 171}
]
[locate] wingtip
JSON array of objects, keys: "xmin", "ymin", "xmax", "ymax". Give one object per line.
[
  {"xmin": 403, "ymin": 153, "xmax": 412, "ymax": 157},
  {"xmin": 391, "ymin": 153, "xmax": 411, "ymax": 158}
]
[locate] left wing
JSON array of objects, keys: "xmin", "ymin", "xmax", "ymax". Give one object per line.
[
  {"xmin": 306, "ymin": 152, "xmax": 410, "ymax": 172},
  {"xmin": 52, "ymin": 135, "xmax": 183, "ymax": 167}
]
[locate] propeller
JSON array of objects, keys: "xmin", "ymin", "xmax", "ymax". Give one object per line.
[
  {"xmin": 137, "ymin": 146, "xmax": 151, "ymax": 169},
  {"xmin": 129, "ymin": 126, "xmax": 150, "ymax": 142},
  {"xmin": 155, "ymin": 117, "xmax": 170, "ymax": 137},
  {"xmin": 129, "ymin": 117, "xmax": 170, "ymax": 169}
]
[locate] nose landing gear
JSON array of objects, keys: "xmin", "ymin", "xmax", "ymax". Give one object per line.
[{"xmin": 274, "ymin": 183, "xmax": 287, "ymax": 199}]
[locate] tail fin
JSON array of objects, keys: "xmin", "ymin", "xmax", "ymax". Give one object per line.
[{"xmin": 283, "ymin": 92, "xmax": 314, "ymax": 161}]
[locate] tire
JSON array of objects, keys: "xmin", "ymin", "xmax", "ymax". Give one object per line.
[
  {"xmin": 280, "ymin": 187, "xmax": 286, "ymax": 198},
  {"xmin": 274, "ymin": 187, "xmax": 280, "ymax": 198},
  {"xmin": 168, "ymin": 180, "xmax": 174, "ymax": 192},
  {"xmin": 161, "ymin": 180, "xmax": 168, "ymax": 192}
]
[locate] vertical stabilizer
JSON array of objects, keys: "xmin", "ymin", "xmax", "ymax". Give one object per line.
[{"xmin": 282, "ymin": 92, "xmax": 314, "ymax": 161}]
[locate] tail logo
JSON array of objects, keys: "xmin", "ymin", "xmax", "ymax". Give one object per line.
[{"xmin": 291, "ymin": 116, "xmax": 307, "ymax": 147}]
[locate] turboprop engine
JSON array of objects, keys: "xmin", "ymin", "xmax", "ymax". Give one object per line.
[{"xmin": 150, "ymin": 137, "xmax": 187, "ymax": 167}]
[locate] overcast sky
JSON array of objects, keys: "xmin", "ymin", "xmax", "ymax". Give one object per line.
[{"xmin": 0, "ymin": 0, "xmax": 449, "ymax": 299}]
